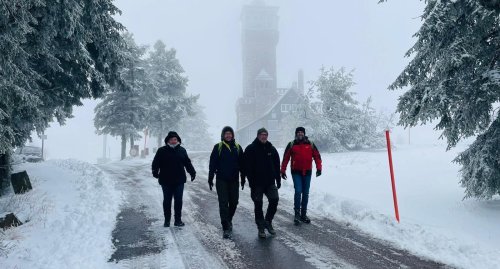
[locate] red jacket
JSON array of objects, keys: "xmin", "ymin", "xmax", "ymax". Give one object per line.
[{"xmin": 281, "ymin": 139, "xmax": 322, "ymax": 175}]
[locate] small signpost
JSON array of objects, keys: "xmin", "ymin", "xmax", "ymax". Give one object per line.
[
  {"xmin": 41, "ymin": 133, "xmax": 47, "ymax": 161},
  {"xmin": 385, "ymin": 129, "xmax": 400, "ymax": 223}
]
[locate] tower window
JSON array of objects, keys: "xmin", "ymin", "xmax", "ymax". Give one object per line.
[{"xmin": 281, "ymin": 104, "xmax": 291, "ymax": 112}]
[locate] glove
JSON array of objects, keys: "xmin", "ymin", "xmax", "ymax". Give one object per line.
[
  {"xmin": 208, "ymin": 179, "xmax": 214, "ymax": 191},
  {"xmin": 241, "ymin": 175, "xmax": 246, "ymax": 190},
  {"xmin": 276, "ymin": 179, "xmax": 281, "ymax": 189},
  {"xmin": 280, "ymin": 172, "xmax": 287, "ymax": 180},
  {"xmin": 191, "ymin": 173, "xmax": 196, "ymax": 181},
  {"xmin": 316, "ymin": 170, "xmax": 322, "ymax": 177},
  {"xmin": 153, "ymin": 171, "xmax": 159, "ymax": 179}
]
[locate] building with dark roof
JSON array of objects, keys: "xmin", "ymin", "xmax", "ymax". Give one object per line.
[{"xmin": 236, "ymin": 1, "xmax": 303, "ymax": 147}]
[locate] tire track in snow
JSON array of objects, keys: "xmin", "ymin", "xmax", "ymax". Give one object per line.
[
  {"xmin": 190, "ymin": 153, "xmax": 449, "ymax": 269},
  {"xmin": 101, "ymin": 159, "xmax": 226, "ymax": 269}
]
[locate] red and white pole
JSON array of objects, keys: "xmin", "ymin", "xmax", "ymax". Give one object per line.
[{"xmin": 385, "ymin": 130, "xmax": 400, "ymax": 223}]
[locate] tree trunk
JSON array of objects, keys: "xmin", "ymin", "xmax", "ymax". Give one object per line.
[
  {"xmin": 157, "ymin": 135, "xmax": 162, "ymax": 148},
  {"xmin": 130, "ymin": 135, "xmax": 134, "ymax": 147},
  {"xmin": 121, "ymin": 134, "xmax": 127, "ymax": 160},
  {"xmin": 0, "ymin": 152, "xmax": 11, "ymax": 196}
]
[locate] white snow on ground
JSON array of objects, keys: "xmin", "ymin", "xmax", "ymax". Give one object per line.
[
  {"xmin": 103, "ymin": 157, "xmax": 227, "ymax": 269},
  {"xmin": 2, "ymin": 144, "xmax": 499, "ymax": 269},
  {"xmin": 0, "ymin": 159, "xmax": 123, "ymax": 269},
  {"xmin": 280, "ymin": 143, "xmax": 500, "ymax": 269}
]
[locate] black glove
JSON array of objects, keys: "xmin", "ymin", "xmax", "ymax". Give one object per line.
[
  {"xmin": 191, "ymin": 173, "xmax": 196, "ymax": 181},
  {"xmin": 208, "ymin": 179, "xmax": 214, "ymax": 191},
  {"xmin": 280, "ymin": 172, "xmax": 287, "ymax": 180},
  {"xmin": 153, "ymin": 171, "xmax": 159, "ymax": 179},
  {"xmin": 241, "ymin": 175, "xmax": 246, "ymax": 190},
  {"xmin": 276, "ymin": 179, "xmax": 281, "ymax": 189},
  {"xmin": 316, "ymin": 170, "xmax": 322, "ymax": 177}
]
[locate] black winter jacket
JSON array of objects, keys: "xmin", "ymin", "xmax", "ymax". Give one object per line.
[
  {"xmin": 244, "ymin": 138, "xmax": 281, "ymax": 188},
  {"xmin": 152, "ymin": 144, "xmax": 196, "ymax": 186},
  {"xmin": 209, "ymin": 141, "xmax": 244, "ymax": 181}
]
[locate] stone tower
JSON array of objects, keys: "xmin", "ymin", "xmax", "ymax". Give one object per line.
[{"xmin": 237, "ymin": 1, "xmax": 279, "ymax": 128}]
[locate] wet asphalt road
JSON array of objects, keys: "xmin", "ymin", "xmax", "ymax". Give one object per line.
[{"xmin": 100, "ymin": 153, "xmax": 451, "ymax": 269}]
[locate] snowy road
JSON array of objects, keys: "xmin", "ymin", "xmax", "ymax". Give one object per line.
[{"xmin": 100, "ymin": 153, "xmax": 450, "ymax": 269}]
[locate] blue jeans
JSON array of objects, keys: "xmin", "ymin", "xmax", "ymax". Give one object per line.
[
  {"xmin": 292, "ymin": 171, "xmax": 312, "ymax": 212},
  {"xmin": 161, "ymin": 183, "xmax": 185, "ymax": 222}
]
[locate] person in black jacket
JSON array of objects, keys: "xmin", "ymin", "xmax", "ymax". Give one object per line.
[
  {"xmin": 208, "ymin": 126, "xmax": 245, "ymax": 239},
  {"xmin": 244, "ymin": 128, "xmax": 281, "ymax": 238},
  {"xmin": 152, "ymin": 131, "xmax": 196, "ymax": 227}
]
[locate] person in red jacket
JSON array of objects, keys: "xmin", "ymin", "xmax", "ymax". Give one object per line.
[{"xmin": 280, "ymin": 127, "xmax": 322, "ymax": 225}]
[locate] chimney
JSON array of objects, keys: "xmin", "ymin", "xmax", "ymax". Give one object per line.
[{"xmin": 298, "ymin": 69, "xmax": 304, "ymax": 94}]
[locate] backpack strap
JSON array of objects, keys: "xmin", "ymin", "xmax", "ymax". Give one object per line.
[
  {"xmin": 217, "ymin": 142, "xmax": 224, "ymax": 155},
  {"xmin": 310, "ymin": 140, "xmax": 317, "ymax": 150},
  {"xmin": 218, "ymin": 141, "xmax": 242, "ymax": 156}
]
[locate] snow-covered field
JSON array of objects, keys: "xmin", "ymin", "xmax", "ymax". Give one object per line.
[
  {"xmin": 0, "ymin": 159, "xmax": 123, "ymax": 269},
  {"xmin": 1, "ymin": 143, "xmax": 499, "ymax": 269},
  {"xmin": 280, "ymin": 143, "xmax": 500, "ymax": 269}
]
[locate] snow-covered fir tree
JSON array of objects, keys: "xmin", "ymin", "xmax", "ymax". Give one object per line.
[
  {"xmin": 294, "ymin": 67, "xmax": 389, "ymax": 152},
  {"xmin": 145, "ymin": 40, "xmax": 198, "ymax": 148},
  {"xmin": 0, "ymin": 0, "xmax": 126, "ymax": 191},
  {"xmin": 177, "ymin": 104, "xmax": 213, "ymax": 151},
  {"xmin": 94, "ymin": 33, "xmax": 149, "ymax": 160},
  {"xmin": 382, "ymin": 0, "xmax": 500, "ymax": 199}
]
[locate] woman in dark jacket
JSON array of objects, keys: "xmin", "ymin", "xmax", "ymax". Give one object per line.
[{"xmin": 152, "ymin": 131, "xmax": 196, "ymax": 227}]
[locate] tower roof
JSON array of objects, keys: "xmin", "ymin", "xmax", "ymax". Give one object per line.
[{"xmin": 255, "ymin": 69, "xmax": 273, "ymax": 81}]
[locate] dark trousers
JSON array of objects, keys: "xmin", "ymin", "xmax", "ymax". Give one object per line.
[
  {"xmin": 291, "ymin": 171, "xmax": 312, "ymax": 213},
  {"xmin": 161, "ymin": 183, "xmax": 184, "ymax": 223},
  {"xmin": 251, "ymin": 184, "xmax": 279, "ymax": 229},
  {"xmin": 216, "ymin": 179, "xmax": 239, "ymax": 230}
]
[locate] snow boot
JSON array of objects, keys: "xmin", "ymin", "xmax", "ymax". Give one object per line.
[
  {"xmin": 258, "ymin": 228, "xmax": 266, "ymax": 239},
  {"xmin": 294, "ymin": 209, "xmax": 301, "ymax": 225},
  {"xmin": 301, "ymin": 210, "xmax": 311, "ymax": 224},
  {"xmin": 265, "ymin": 220, "xmax": 276, "ymax": 235},
  {"xmin": 174, "ymin": 220, "xmax": 185, "ymax": 227},
  {"xmin": 223, "ymin": 229, "xmax": 232, "ymax": 239}
]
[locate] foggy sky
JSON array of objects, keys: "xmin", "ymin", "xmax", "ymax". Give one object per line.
[{"xmin": 33, "ymin": 0, "xmax": 456, "ymax": 163}]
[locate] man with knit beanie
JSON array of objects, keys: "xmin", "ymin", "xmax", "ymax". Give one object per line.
[
  {"xmin": 244, "ymin": 128, "xmax": 281, "ymax": 238},
  {"xmin": 152, "ymin": 131, "xmax": 196, "ymax": 227},
  {"xmin": 280, "ymin": 127, "xmax": 322, "ymax": 225},
  {"xmin": 208, "ymin": 126, "xmax": 245, "ymax": 239}
]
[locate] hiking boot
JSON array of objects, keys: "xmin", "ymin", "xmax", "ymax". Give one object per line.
[
  {"xmin": 300, "ymin": 215, "xmax": 311, "ymax": 224},
  {"xmin": 164, "ymin": 220, "xmax": 170, "ymax": 227},
  {"xmin": 294, "ymin": 209, "xmax": 301, "ymax": 226},
  {"xmin": 265, "ymin": 220, "xmax": 276, "ymax": 235},
  {"xmin": 174, "ymin": 220, "xmax": 185, "ymax": 227},
  {"xmin": 223, "ymin": 229, "xmax": 232, "ymax": 239},
  {"xmin": 301, "ymin": 210, "xmax": 311, "ymax": 224},
  {"xmin": 258, "ymin": 228, "xmax": 266, "ymax": 238}
]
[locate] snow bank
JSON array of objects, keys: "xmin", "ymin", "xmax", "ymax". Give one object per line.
[
  {"xmin": 280, "ymin": 144, "xmax": 500, "ymax": 269},
  {"xmin": 0, "ymin": 159, "xmax": 123, "ymax": 269}
]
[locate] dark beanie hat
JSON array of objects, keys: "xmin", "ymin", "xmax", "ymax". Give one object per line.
[
  {"xmin": 257, "ymin": 127, "xmax": 268, "ymax": 136},
  {"xmin": 221, "ymin": 126, "xmax": 235, "ymax": 141},
  {"xmin": 295, "ymin": 127, "xmax": 306, "ymax": 135},
  {"xmin": 164, "ymin": 131, "xmax": 182, "ymax": 145}
]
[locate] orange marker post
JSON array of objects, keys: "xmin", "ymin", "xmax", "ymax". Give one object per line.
[{"xmin": 385, "ymin": 130, "xmax": 400, "ymax": 223}]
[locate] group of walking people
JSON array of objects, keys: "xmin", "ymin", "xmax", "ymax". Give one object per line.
[{"xmin": 152, "ymin": 126, "xmax": 322, "ymax": 239}]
